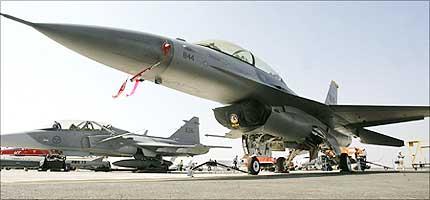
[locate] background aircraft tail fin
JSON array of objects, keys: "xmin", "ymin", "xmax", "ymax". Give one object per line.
[
  {"xmin": 325, "ymin": 80, "xmax": 339, "ymax": 105},
  {"xmin": 168, "ymin": 117, "xmax": 200, "ymax": 145}
]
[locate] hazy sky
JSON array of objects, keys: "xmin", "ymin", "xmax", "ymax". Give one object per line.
[{"xmin": 1, "ymin": 1, "xmax": 429, "ymax": 166}]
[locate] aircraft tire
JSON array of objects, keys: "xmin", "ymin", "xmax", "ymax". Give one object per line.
[
  {"xmin": 275, "ymin": 157, "xmax": 286, "ymax": 173},
  {"xmin": 247, "ymin": 156, "xmax": 260, "ymax": 175},
  {"xmin": 339, "ymin": 153, "xmax": 352, "ymax": 173}
]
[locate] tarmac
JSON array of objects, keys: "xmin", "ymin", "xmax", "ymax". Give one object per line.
[{"xmin": 1, "ymin": 169, "xmax": 429, "ymax": 199}]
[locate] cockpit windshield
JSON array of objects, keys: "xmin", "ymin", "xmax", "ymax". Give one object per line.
[
  {"xmin": 45, "ymin": 120, "xmax": 126, "ymax": 133},
  {"xmin": 196, "ymin": 40, "xmax": 282, "ymax": 80}
]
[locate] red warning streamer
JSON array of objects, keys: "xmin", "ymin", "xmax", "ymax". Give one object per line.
[
  {"xmin": 112, "ymin": 41, "xmax": 169, "ymax": 98},
  {"xmin": 126, "ymin": 80, "xmax": 140, "ymax": 97},
  {"xmin": 112, "ymin": 79, "xmax": 128, "ymax": 98}
]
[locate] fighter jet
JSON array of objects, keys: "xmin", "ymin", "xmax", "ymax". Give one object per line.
[
  {"xmin": 1, "ymin": 14, "xmax": 429, "ymax": 174},
  {"xmin": 1, "ymin": 117, "xmax": 229, "ymax": 171}
]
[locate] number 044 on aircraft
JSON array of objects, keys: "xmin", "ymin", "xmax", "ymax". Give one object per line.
[{"xmin": 1, "ymin": 13, "xmax": 429, "ymax": 175}]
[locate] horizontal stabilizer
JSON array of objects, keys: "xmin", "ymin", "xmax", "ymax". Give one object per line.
[{"xmin": 356, "ymin": 128, "xmax": 404, "ymax": 147}]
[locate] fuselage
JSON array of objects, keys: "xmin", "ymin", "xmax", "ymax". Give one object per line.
[
  {"xmin": 0, "ymin": 129, "xmax": 201, "ymax": 157},
  {"xmin": 20, "ymin": 22, "xmax": 294, "ymax": 105},
  {"xmin": 158, "ymin": 39, "xmax": 295, "ymax": 105},
  {"xmin": 0, "ymin": 15, "xmax": 352, "ymax": 152}
]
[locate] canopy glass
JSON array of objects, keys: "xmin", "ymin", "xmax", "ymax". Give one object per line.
[{"xmin": 196, "ymin": 40, "xmax": 282, "ymax": 80}]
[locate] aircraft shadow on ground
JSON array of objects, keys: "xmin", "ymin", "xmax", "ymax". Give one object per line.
[{"xmin": 170, "ymin": 170, "xmax": 429, "ymax": 182}]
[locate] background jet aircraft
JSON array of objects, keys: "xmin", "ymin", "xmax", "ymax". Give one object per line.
[
  {"xmin": 1, "ymin": 117, "xmax": 229, "ymax": 170},
  {"xmin": 1, "ymin": 13, "xmax": 429, "ymax": 174}
]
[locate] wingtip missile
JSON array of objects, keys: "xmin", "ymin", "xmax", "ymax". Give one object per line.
[{"xmin": 0, "ymin": 13, "xmax": 34, "ymax": 27}]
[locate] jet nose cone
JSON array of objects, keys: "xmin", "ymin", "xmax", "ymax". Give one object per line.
[
  {"xmin": 32, "ymin": 23, "xmax": 172, "ymax": 75},
  {"xmin": 1, "ymin": 131, "xmax": 49, "ymax": 149}
]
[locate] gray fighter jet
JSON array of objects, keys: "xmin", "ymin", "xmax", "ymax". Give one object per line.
[
  {"xmin": 1, "ymin": 117, "xmax": 229, "ymax": 170},
  {"xmin": 1, "ymin": 14, "xmax": 429, "ymax": 174}
]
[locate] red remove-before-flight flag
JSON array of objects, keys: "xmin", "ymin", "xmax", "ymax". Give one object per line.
[{"xmin": 112, "ymin": 79, "xmax": 128, "ymax": 98}]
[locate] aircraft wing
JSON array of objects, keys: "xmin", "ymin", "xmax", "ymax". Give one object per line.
[
  {"xmin": 330, "ymin": 105, "xmax": 430, "ymax": 128},
  {"xmin": 97, "ymin": 133, "xmax": 133, "ymax": 144},
  {"xmin": 135, "ymin": 142, "xmax": 197, "ymax": 148},
  {"xmin": 356, "ymin": 128, "xmax": 405, "ymax": 147},
  {"xmin": 210, "ymin": 65, "xmax": 430, "ymax": 129},
  {"xmin": 209, "ymin": 65, "xmax": 429, "ymax": 148},
  {"xmin": 135, "ymin": 142, "xmax": 231, "ymax": 149},
  {"xmin": 329, "ymin": 105, "xmax": 429, "ymax": 147}
]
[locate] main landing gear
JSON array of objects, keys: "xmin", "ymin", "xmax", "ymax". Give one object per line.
[{"xmin": 339, "ymin": 153, "xmax": 352, "ymax": 173}]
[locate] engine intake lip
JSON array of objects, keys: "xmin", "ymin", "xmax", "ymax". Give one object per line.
[{"xmin": 213, "ymin": 100, "xmax": 271, "ymax": 131}]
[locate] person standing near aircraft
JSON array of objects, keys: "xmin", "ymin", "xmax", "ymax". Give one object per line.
[
  {"xmin": 207, "ymin": 159, "xmax": 213, "ymax": 171},
  {"xmin": 362, "ymin": 149, "xmax": 367, "ymax": 161},
  {"xmin": 178, "ymin": 160, "xmax": 183, "ymax": 171},
  {"xmin": 187, "ymin": 160, "xmax": 194, "ymax": 177},
  {"xmin": 233, "ymin": 155, "xmax": 238, "ymax": 169},
  {"xmin": 396, "ymin": 151, "xmax": 405, "ymax": 171},
  {"xmin": 354, "ymin": 148, "xmax": 361, "ymax": 171}
]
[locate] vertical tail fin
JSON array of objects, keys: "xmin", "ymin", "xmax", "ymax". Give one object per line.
[
  {"xmin": 168, "ymin": 117, "xmax": 200, "ymax": 145},
  {"xmin": 325, "ymin": 80, "xmax": 339, "ymax": 105}
]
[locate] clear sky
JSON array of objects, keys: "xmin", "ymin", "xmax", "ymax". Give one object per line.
[{"xmin": 1, "ymin": 1, "xmax": 429, "ymax": 166}]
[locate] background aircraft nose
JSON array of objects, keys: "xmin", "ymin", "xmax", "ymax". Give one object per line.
[
  {"xmin": 1, "ymin": 131, "xmax": 49, "ymax": 149},
  {"xmin": 31, "ymin": 22, "xmax": 171, "ymax": 74}
]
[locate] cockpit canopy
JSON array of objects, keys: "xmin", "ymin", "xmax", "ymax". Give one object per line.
[
  {"xmin": 196, "ymin": 40, "xmax": 282, "ymax": 80},
  {"xmin": 42, "ymin": 120, "xmax": 127, "ymax": 134}
]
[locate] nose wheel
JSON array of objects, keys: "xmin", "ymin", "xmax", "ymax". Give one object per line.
[
  {"xmin": 339, "ymin": 153, "xmax": 352, "ymax": 173},
  {"xmin": 247, "ymin": 156, "xmax": 260, "ymax": 175}
]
